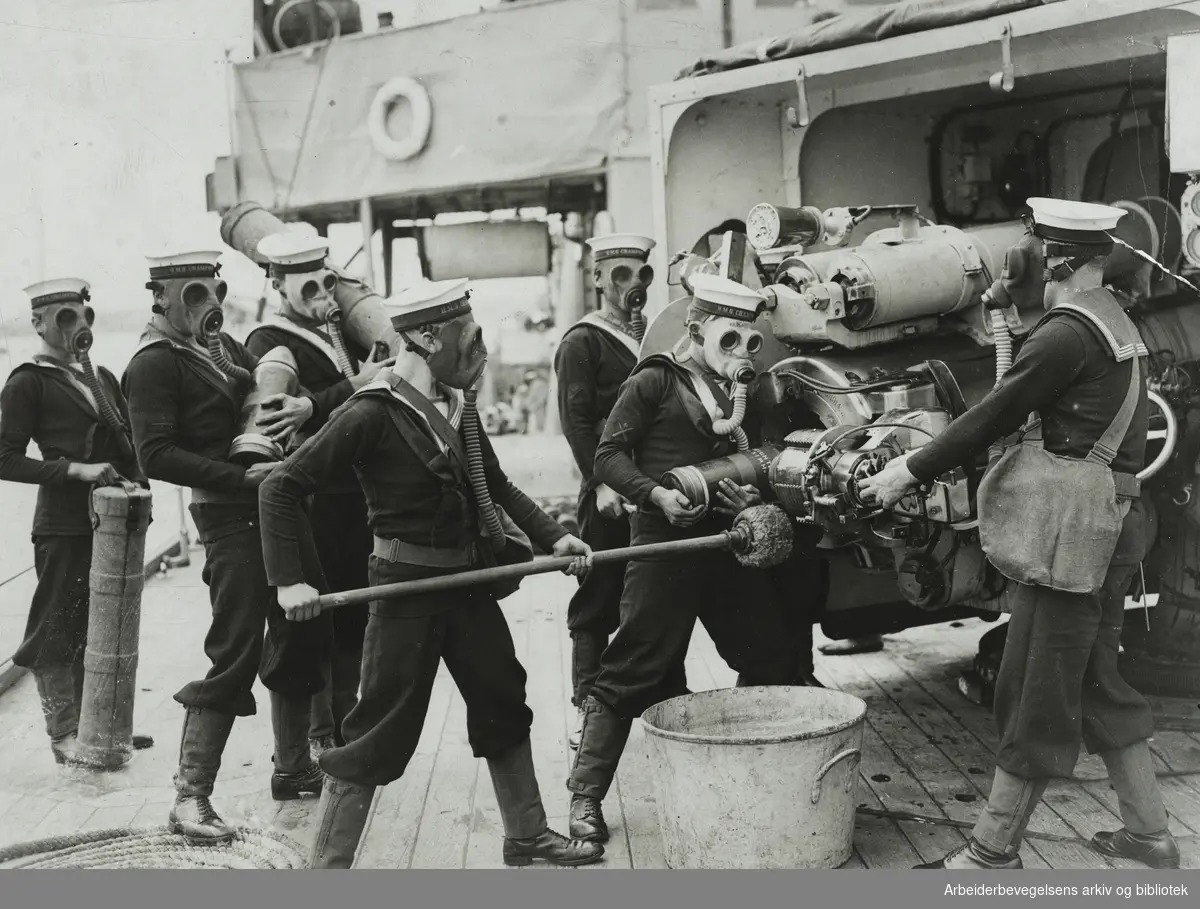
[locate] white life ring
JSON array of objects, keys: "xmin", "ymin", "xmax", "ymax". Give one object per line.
[{"xmin": 368, "ymin": 77, "xmax": 432, "ymax": 162}]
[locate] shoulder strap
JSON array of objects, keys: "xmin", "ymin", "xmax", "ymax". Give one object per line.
[{"xmin": 1085, "ymin": 354, "xmax": 1142, "ymax": 468}]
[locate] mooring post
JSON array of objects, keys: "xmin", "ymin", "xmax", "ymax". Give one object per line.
[{"xmin": 75, "ymin": 484, "xmax": 154, "ymax": 770}]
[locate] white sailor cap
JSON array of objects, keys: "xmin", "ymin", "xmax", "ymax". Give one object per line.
[
  {"xmin": 24, "ymin": 278, "xmax": 91, "ymax": 309},
  {"xmin": 386, "ymin": 278, "xmax": 473, "ymax": 333},
  {"xmin": 1027, "ymin": 198, "xmax": 1126, "ymax": 249},
  {"xmin": 586, "ymin": 233, "xmax": 656, "ymax": 263},
  {"xmin": 257, "ymin": 232, "xmax": 330, "ymax": 275},
  {"xmin": 145, "ymin": 251, "xmax": 223, "ymax": 282},
  {"xmin": 688, "ymin": 273, "xmax": 766, "ymax": 323}
]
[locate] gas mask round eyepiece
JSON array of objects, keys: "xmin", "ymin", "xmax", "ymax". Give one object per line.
[
  {"xmin": 278, "ymin": 269, "xmax": 339, "ymax": 322},
  {"xmin": 695, "ymin": 315, "xmax": 763, "ymax": 384},
  {"xmin": 605, "ymin": 262, "xmax": 655, "ymax": 314},
  {"xmin": 49, "ymin": 304, "xmax": 96, "ymax": 355}
]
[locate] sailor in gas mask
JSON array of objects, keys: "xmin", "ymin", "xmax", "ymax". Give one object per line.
[
  {"xmin": 247, "ymin": 232, "xmax": 396, "ymax": 764},
  {"xmin": 566, "ymin": 273, "xmax": 811, "ymax": 845},
  {"xmin": 0, "ymin": 279, "xmax": 154, "ymax": 765},
  {"xmin": 861, "ymin": 198, "xmax": 1178, "ymax": 870},
  {"xmin": 123, "ymin": 251, "xmax": 332, "ymax": 842},
  {"xmin": 552, "ymin": 233, "xmax": 689, "ymax": 750},
  {"xmin": 258, "ymin": 278, "xmax": 603, "ymax": 869}
]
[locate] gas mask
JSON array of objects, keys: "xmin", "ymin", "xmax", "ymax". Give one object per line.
[
  {"xmin": 155, "ymin": 277, "xmax": 229, "ymax": 341},
  {"xmin": 984, "ymin": 227, "xmax": 1046, "ymax": 312},
  {"xmin": 37, "ymin": 300, "xmax": 96, "ymax": 358},
  {"xmin": 274, "ymin": 268, "xmax": 339, "ymax": 323},
  {"xmin": 403, "ymin": 314, "xmax": 489, "ymax": 391},
  {"xmin": 690, "ymin": 314, "xmax": 763, "ymax": 385},
  {"xmin": 595, "ymin": 258, "xmax": 655, "ymax": 340}
]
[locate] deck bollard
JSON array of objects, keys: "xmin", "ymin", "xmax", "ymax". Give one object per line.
[{"xmin": 74, "ymin": 483, "xmax": 154, "ymax": 770}]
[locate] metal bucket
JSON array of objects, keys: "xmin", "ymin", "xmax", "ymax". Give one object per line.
[{"xmin": 641, "ymin": 686, "xmax": 866, "ymax": 869}]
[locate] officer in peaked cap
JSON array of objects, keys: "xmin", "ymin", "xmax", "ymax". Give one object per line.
[
  {"xmin": 247, "ymin": 231, "xmax": 396, "ymax": 765},
  {"xmin": 258, "ymin": 276, "xmax": 603, "ymax": 869},
  {"xmin": 862, "ymin": 198, "xmax": 1179, "ymax": 870},
  {"xmin": 566, "ymin": 271, "xmax": 820, "ymax": 845},
  {"xmin": 553, "ymin": 232, "xmax": 695, "ymax": 750},
  {"xmin": 123, "ymin": 248, "xmax": 333, "ymax": 843},
  {"xmin": 0, "ymin": 278, "xmax": 152, "ymax": 766}
]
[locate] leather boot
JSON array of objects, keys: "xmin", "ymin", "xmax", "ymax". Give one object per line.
[
  {"xmin": 169, "ymin": 707, "xmax": 237, "ymax": 842},
  {"xmin": 308, "ymin": 775, "xmax": 376, "ymax": 869},
  {"xmin": 489, "ymin": 738, "xmax": 603, "ymax": 867},
  {"xmin": 1092, "ymin": 740, "xmax": 1180, "ymax": 868},
  {"xmin": 34, "ymin": 665, "xmax": 85, "ymax": 766},
  {"xmin": 270, "ymin": 691, "xmax": 325, "ymax": 800},
  {"xmin": 567, "ymin": 696, "xmax": 631, "ymax": 843},
  {"xmin": 569, "ymin": 632, "xmax": 605, "ymax": 751},
  {"xmin": 917, "ymin": 766, "xmax": 1042, "ymax": 868},
  {"xmin": 915, "ymin": 840, "xmax": 1023, "ymax": 869}
]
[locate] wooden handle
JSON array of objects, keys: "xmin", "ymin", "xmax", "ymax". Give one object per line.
[{"xmin": 316, "ymin": 530, "xmax": 741, "ymax": 610}]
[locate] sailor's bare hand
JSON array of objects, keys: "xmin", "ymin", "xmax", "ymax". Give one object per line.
[
  {"xmin": 243, "ymin": 462, "xmax": 277, "ymax": 488},
  {"xmin": 650, "ymin": 486, "xmax": 706, "ymax": 527},
  {"xmin": 258, "ymin": 394, "xmax": 314, "ymax": 439},
  {"xmin": 857, "ymin": 454, "xmax": 920, "ymax": 509},
  {"xmin": 552, "ymin": 534, "xmax": 593, "ymax": 579},
  {"xmin": 713, "ymin": 479, "xmax": 763, "ymax": 517},
  {"xmin": 277, "ymin": 582, "xmax": 322, "ymax": 621},
  {"xmin": 68, "ymin": 462, "xmax": 121, "ymax": 485},
  {"xmin": 350, "ymin": 355, "xmax": 397, "ymax": 389},
  {"xmin": 594, "ymin": 483, "xmax": 627, "ymax": 520}
]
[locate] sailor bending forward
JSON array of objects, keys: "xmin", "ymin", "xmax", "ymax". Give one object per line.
[
  {"xmin": 566, "ymin": 273, "xmax": 814, "ymax": 844},
  {"xmin": 861, "ymin": 198, "xmax": 1178, "ymax": 870},
  {"xmin": 247, "ymin": 233, "xmax": 395, "ymax": 762},
  {"xmin": 259, "ymin": 278, "xmax": 605, "ymax": 869}
]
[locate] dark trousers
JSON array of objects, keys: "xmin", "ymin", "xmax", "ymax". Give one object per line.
[
  {"xmin": 176, "ymin": 503, "xmax": 330, "ymax": 717},
  {"xmin": 14, "ymin": 534, "xmax": 92, "ymax": 670},
  {"xmin": 994, "ymin": 499, "xmax": 1157, "ymax": 779},
  {"xmin": 319, "ymin": 557, "xmax": 534, "ymax": 787},
  {"xmin": 308, "ymin": 493, "xmax": 371, "ymax": 743},
  {"xmin": 567, "ymin": 490, "xmax": 630, "ymax": 706},
  {"xmin": 589, "ymin": 513, "xmax": 802, "ymax": 720}
]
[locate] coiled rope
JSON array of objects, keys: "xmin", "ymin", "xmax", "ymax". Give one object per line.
[{"xmin": 0, "ymin": 826, "xmax": 307, "ymax": 869}]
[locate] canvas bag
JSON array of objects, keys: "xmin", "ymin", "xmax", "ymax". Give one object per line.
[{"xmin": 977, "ymin": 349, "xmax": 1141, "ymax": 596}]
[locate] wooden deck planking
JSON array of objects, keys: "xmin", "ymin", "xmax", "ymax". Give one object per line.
[
  {"xmin": 355, "ymin": 668, "xmax": 456, "ymax": 869},
  {"xmin": 843, "ymin": 642, "xmax": 1116, "ymax": 869},
  {"xmin": 4, "ymin": 564, "xmax": 1200, "ymax": 869},
  {"xmin": 852, "ymin": 781, "xmax": 923, "ymax": 869}
]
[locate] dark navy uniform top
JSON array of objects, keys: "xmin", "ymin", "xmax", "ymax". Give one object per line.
[
  {"xmin": 122, "ymin": 329, "xmax": 321, "ymax": 494},
  {"xmin": 553, "ymin": 318, "xmax": 639, "ymax": 492},
  {"xmin": 0, "ymin": 360, "xmax": 139, "ymax": 536},
  {"xmin": 259, "ymin": 386, "xmax": 568, "ymax": 599},
  {"xmin": 909, "ymin": 291, "xmax": 1149, "ymax": 484},
  {"xmin": 594, "ymin": 354, "xmax": 740, "ymax": 512},
  {"xmin": 245, "ymin": 320, "xmax": 369, "ymax": 496}
]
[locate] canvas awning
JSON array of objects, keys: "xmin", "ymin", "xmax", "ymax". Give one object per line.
[
  {"xmin": 675, "ymin": 0, "xmax": 1061, "ymax": 80},
  {"xmin": 229, "ymin": 0, "xmax": 628, "ymax": 218}
]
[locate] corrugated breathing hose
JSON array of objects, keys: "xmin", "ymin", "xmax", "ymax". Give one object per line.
[
  {"xmin": 77, "ymin": 354, "xmax": 136, "ymax": 462},
  {"xmin": 326, "ymin": 313, "xmax": 358, "ymax": 379},
  {"xmin": 629, "ymin": 310, "xmax": 646, "ymax": 342},
  {"xmin": 712, "ymin": 384, "xmax": 751, "ymax": 452},
  {"xmin": 987, "ymin": 307, "xmax": 1014, "ymax": 463},
  {"xmin": 461, "ymin": 388, "xmax": 507, "ymax": 550},
  {"xmin": 205, "ymin": 330, "xmax": 252, "ymax": 387}
]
